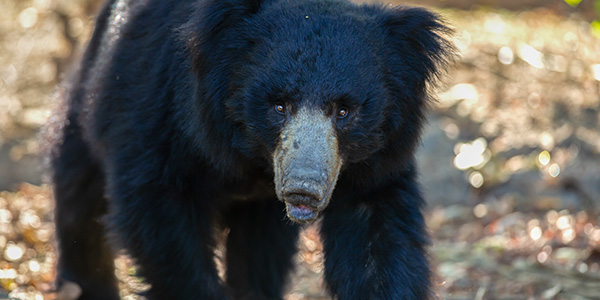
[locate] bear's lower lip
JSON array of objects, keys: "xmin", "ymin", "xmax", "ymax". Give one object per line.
[{"xmin": 285, "ymin": 203, "xmax": 318, "ymax": 223}]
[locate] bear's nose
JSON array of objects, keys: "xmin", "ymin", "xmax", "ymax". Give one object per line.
[
  {"xmin": 282, "ymin": 183, "xmax": 322, "ymax": 206},
  {"xmin": 281, "ymin": 165, "xmax": 327, "ymax": 202}
]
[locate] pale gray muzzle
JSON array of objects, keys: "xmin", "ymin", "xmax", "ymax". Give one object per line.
[{"xmin": 273, "ymin": 107, "xmax": 343, "ymax": 223}]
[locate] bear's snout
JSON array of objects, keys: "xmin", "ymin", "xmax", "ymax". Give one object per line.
[{"xmin": 273, "ymin": 107, "xmax": 343, "ymax": 223}]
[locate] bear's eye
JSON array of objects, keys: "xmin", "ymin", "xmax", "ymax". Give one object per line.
[
  {"xmin": 275, "ymin": 104, "xmax": 286, "ymax": 115},
  {"xmin": 336, "ymin": 107, "xmax": 349, "ymax": 119}
]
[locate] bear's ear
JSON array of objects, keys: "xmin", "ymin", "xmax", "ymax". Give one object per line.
[
  {"xmin": 179, "ymin": 0, "xmax": 270, "ymax": 74},
  {"xmin": 379, "ymin": 6, "xmax": 454, "ymax": 85}
]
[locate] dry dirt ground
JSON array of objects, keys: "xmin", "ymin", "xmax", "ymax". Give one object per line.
[{"xmin": 1, "ymin": 0, "xmax": 600, "ymax": 299}]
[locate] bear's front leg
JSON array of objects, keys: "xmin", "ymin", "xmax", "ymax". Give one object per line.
[
  {"xmin": 105, "ymin": 175, "xmax": 228, "ymax": 300},
  {"xmin": 320, "ymin": 179, "xmax": 431, "ymax": 300}
]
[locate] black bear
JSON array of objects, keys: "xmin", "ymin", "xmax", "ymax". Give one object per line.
[{"xmin": 50, "ymin": 0, "xmax": 452, "ymax": 299}]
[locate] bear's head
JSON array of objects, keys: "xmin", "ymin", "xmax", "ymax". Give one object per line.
[{"xmin": 181, "ymin": 0, "xmax": 453, "ymax": 223}]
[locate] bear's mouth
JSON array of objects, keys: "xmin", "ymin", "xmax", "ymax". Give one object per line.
[{"xmin": 285, "ymin": 203, "xmax": 318, "ymax": 223}]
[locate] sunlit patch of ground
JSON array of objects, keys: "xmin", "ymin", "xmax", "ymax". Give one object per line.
[{"xmin": 2, "ymin": 185, "xmax": 600, "ymax": 298}]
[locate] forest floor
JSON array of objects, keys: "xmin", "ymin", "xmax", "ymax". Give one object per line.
[{"xmin": 1, "ymin": 0, "xmax": 600, "ymax": 299}]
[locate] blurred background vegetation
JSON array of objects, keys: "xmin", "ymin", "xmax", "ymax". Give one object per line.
[{"xmin": 0, "ymin": 0, "xmax": 599, "ymax": 299}]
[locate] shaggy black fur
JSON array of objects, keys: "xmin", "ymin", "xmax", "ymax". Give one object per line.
[{"xmin": 50, "ymin": 0, "xmax": 453, "ymax": 299}]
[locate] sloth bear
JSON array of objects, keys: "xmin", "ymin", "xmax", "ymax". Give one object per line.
[{"xmin": 50, "ymin": 0, "xmax": 452, "ymax": 299}]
